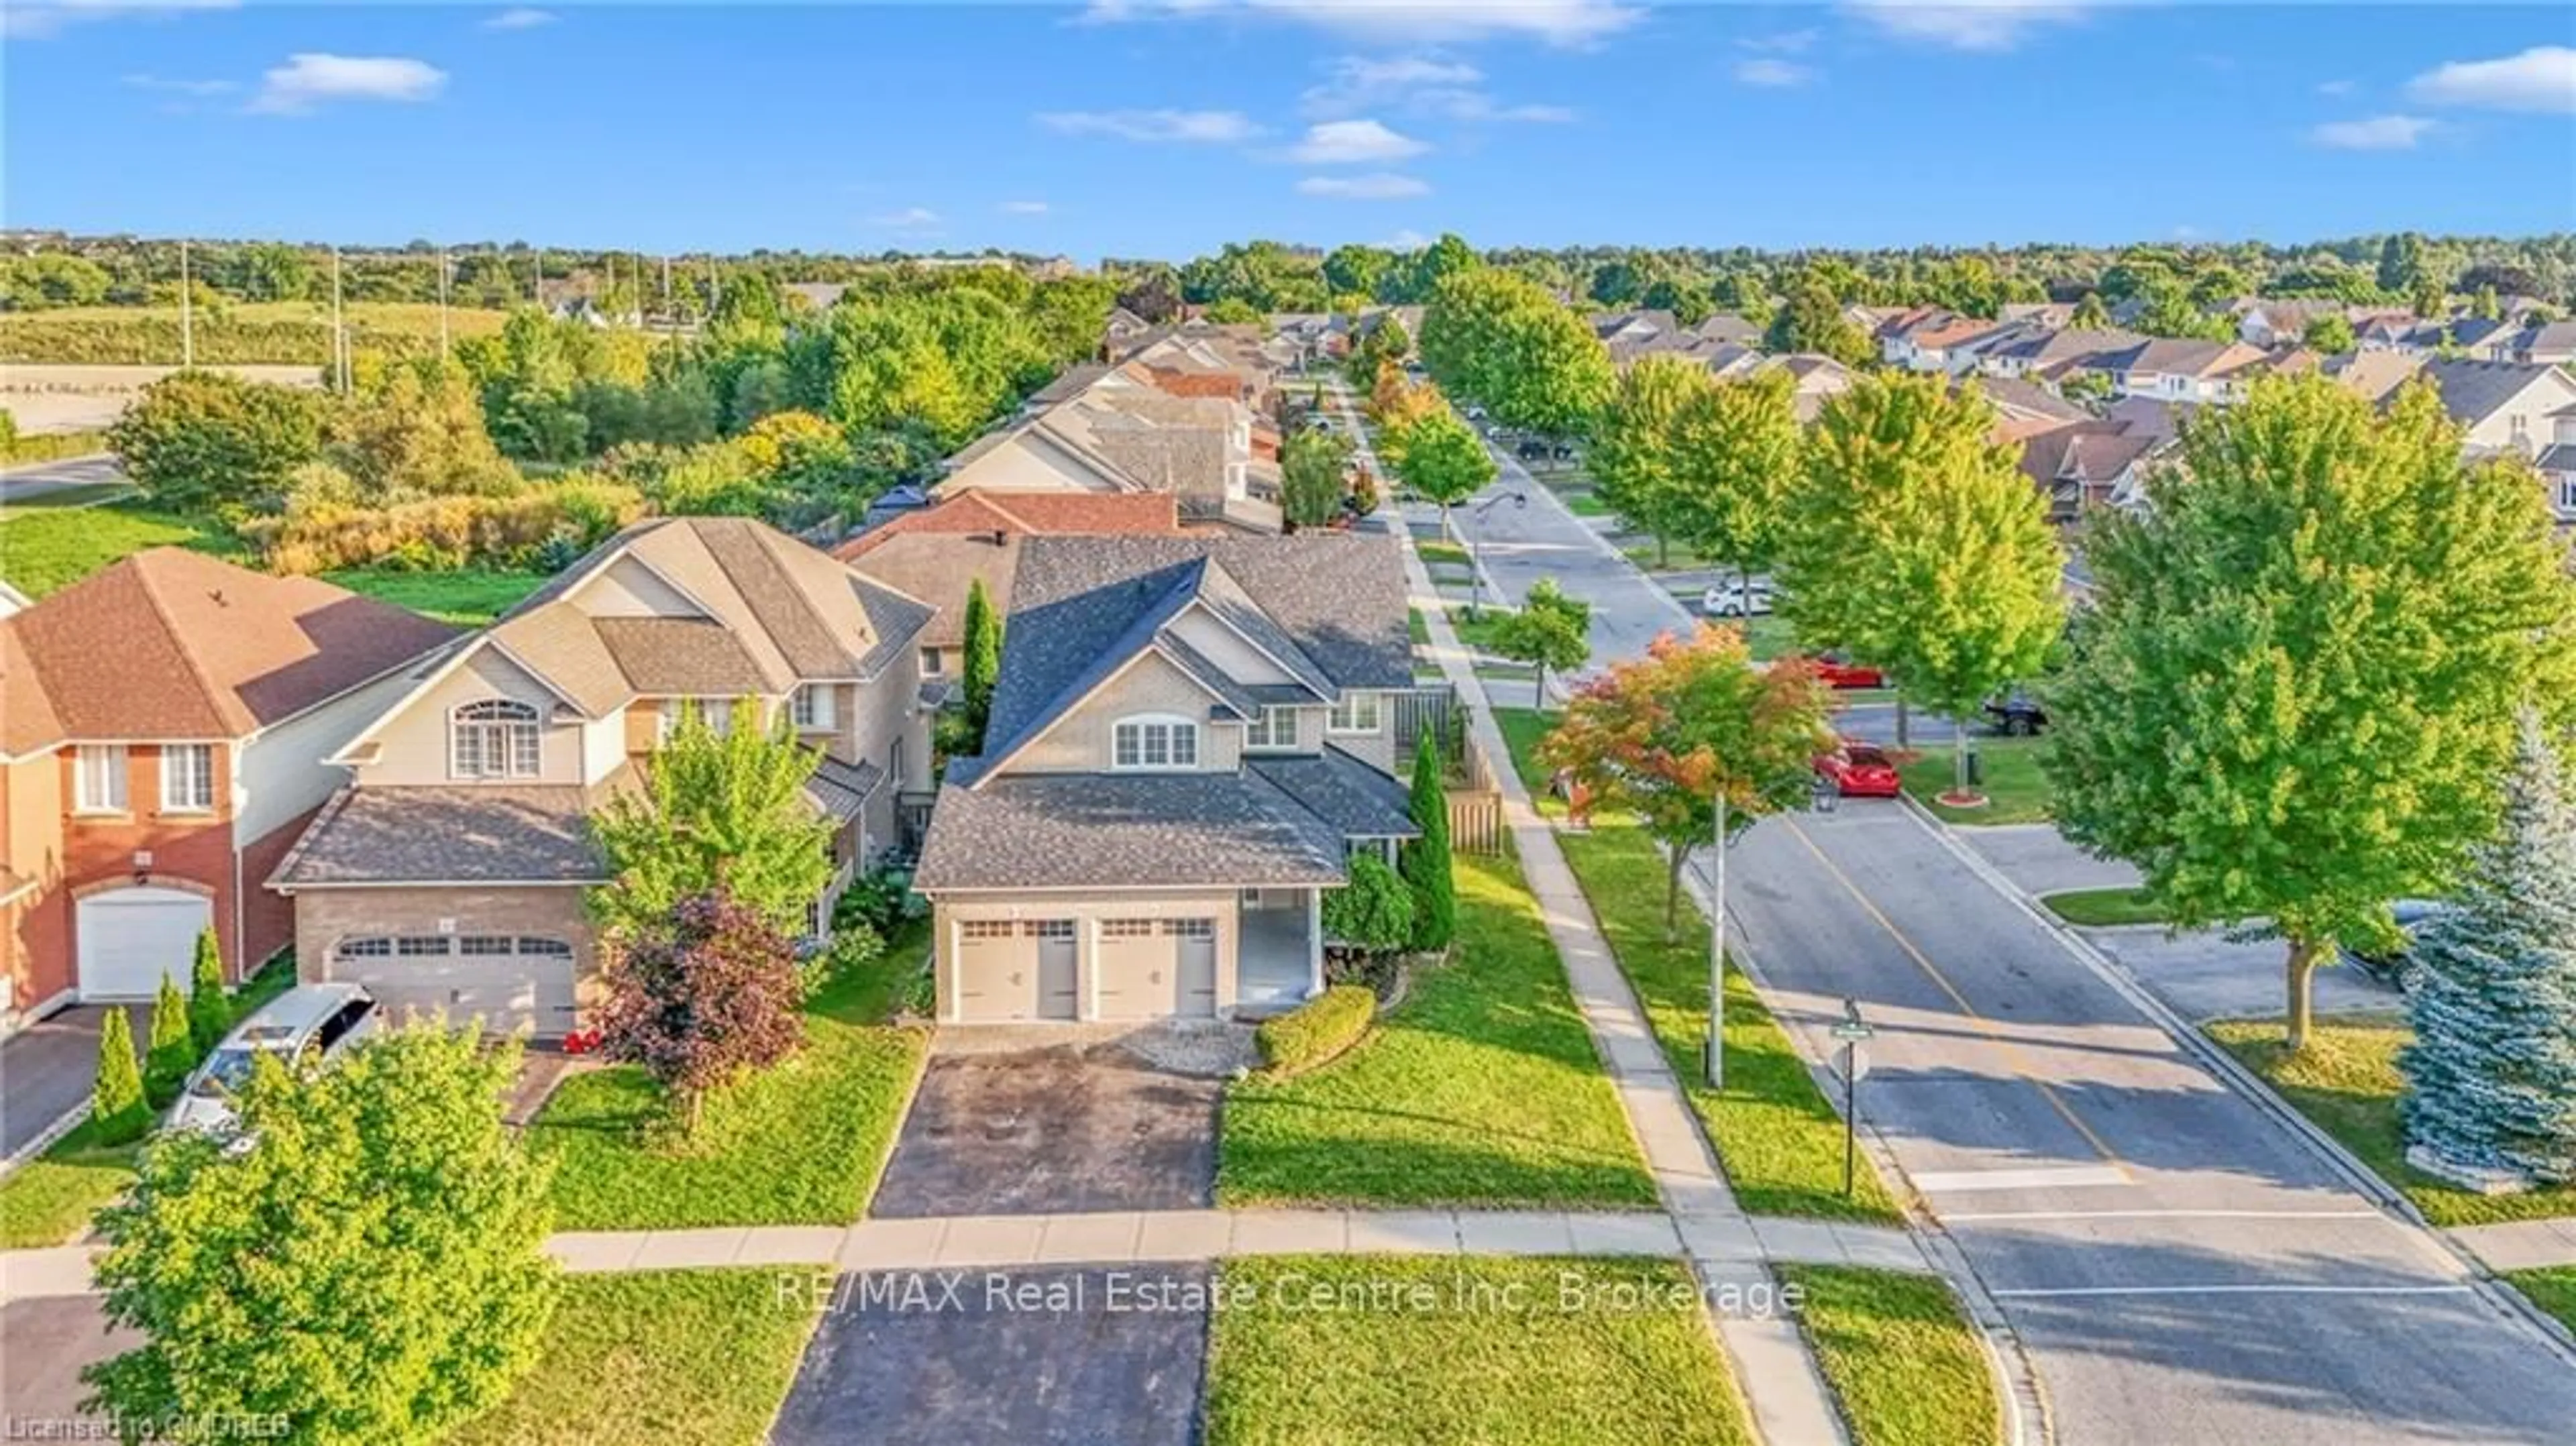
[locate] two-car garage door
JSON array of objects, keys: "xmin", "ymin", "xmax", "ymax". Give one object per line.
[
  {"xmin": 953, "ymin": 917, "xmax": 1217, "ymax": 1021},
  {"xmin": 325, "ymin": 933, "xmax": 578, "ymax": 1038}
]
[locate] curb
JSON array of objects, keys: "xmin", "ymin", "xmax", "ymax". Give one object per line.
[
  {"xmin": 0, "ymin": 1103, "xmax": 86, "ymax": 1180},
  {"xmin": 1896, "ymin": 793, "xmax": 2576, "ymax": 1371}
]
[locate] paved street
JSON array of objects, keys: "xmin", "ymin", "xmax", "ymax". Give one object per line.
[
  {"xmin": 1438, "ymin": 417, "xmax": 2576, "ymax": 1444},
  {"xmin": 0, "ymin": 454, "xmax": 125, "ymax": 505}
]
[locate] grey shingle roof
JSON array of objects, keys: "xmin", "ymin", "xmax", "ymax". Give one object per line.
[
  {"xmin": 912, "ymin": 771, "xmax": 1348, "ymax": 892},
  {"xmin": 1246, "ymin": 746, "xmax": 1419, "ymax": 840},
  {"xmin": 592, "ymin": 616, "xmax": 769, "ymax": 696},
  {"xmin": 271, "ymin": 785, "xmax": 607, "ymax": 886},
  {"xmin": 2416, "ymin": 358, "xmax": 2563, "ymax": 427},
  {"xmin": 804, "ymin": 756, "xmax": 885, "ymax": 824}
]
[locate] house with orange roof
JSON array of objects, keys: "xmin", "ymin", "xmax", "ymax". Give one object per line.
[{"xmin": 1, "ymin": 551, "xmax": 458, "ymax": 1028}]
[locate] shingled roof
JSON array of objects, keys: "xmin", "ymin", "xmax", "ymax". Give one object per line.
[{"xmin": 1, "ymin": 549, "xmax": 457, "ymax": 756}]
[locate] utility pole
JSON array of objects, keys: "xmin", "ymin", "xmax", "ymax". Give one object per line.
[
  {"xmin": 329, "ymin": 247, "xmax": 347, "ymax": 393},
  {"xmin": 178, "ymin": 239, "xmax": 193, "ymax": 367},
  {"xmin": 1706, "ymin": 787, "xmax": 1728, "ymax": 1089},
  {"xmin": 436, "ymin": 249, "xmax": 451, "ymax": 359}
]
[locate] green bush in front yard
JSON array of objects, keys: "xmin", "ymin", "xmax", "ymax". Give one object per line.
[
  {"xmin": 89, "ymin": 1008, "xmax": 148, "ymax": 1146},
  {"xmin": 142, "ymin": 975, "xmax": 195, "ymax": 1109},
  {"xmin": 186, "ymin": 929, "xmax": 229, "ymax": 1055},
  {"xmin": 1256, "ymin": 986, "xmax": 1377, "ymax": 1076}
]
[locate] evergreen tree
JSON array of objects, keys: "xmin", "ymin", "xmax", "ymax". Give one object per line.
[
  {"xmin": 143, "ymin": 975, "xmax": 195, "ymax": 1110},
  {"xmin": 92, "ymin": 1009, "xmax": 149, "ymax": 1146},
  {"xmin": 961, "ymin": 577, "xmax": 1002, "ymax": 749},
  {"xmin": 2399, "ymin": 713, "xmax": 2576, "ymax": 1184},
  {"xmin": 186, "ymin": 928, "xmax": 229, "ymax": 1056},
  {"xmin": 1400, "ymin": 732, "xmax": 1456, "ymax": 952}
]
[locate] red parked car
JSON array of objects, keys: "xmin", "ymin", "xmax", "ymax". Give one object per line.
[
  {"xmin": 1811, "ymin": 651, "xmax": 1886, "ymax": 690},
  {"xmin": 1815, "ymin": 740, "xmax": 1902, "ymax": 798}
]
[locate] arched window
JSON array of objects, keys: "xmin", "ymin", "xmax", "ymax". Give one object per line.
[
  {"xmin": 1112, "ymin": 714, "xmax": 1199, "ymax": 771},
  {"xmin": 451, "ymin": 699, "xmax": 541, "ymax": 779}
]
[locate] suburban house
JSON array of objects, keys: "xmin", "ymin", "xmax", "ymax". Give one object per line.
[
  {"xmin": 2540, "ymin": 406, "xmax": 2576, "ymax": 524},
  {"xmin": 934, "ymin": 374, "xmax": 1283, "ymax": 533},
  {"xmin": 912, "ymin": 534, "xmax": 1418, "ymax": 1024},
  {"xmin": 2092, "ymin": 338, "xmax": 2276, "ymax": 404},
  {"xmin": 2503, "ymin": 321, "xmax": 2576, "ymax": 366},
  {"xmin": 1878, "ymin": 309, "xmax": 2023, "ymax": 374},
  {"xmin": 267, "ymin": 517, "xmax": 933, "ymax": 1037},
  {"xmin": 0, "ymin": 552, "xmax": 455, "ymax": 1030},
  {"xmin": 835, "ymin": 490, "xmax": 1185, "ymax": 695},
  {"xmin": 2018, "ymin": 419, "xmax": 2164, "ymax": 522},
  {"xmin": 2414, "ymin": 358, "xmax": 2576, "ymax": 463},
  {"xmin": 1976, "ymin": 327, "xmax": 2147, "ymax": 382}
]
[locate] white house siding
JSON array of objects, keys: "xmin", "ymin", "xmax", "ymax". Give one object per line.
[
  {"xmin": 941, "ymin": 433, "xmax": 1108, "ymax": 495},
  {"xmin": 2459, "ymin": 375, "xmax": 2576, "ymax": 456},
  {"xmin": 1014, "ymin": 653, "xmax": 1242, "ymax": 774},
  {"xmin": 235, "ymin": 665, "xmax": 424, "ymax": 843},
  {"xmin": 571, "ymin": 554, "xmax": 702, "ymax": 618},
  {"xmin": 1165, "ymin": 607, "xmax": 1300, "ymax": 686}
]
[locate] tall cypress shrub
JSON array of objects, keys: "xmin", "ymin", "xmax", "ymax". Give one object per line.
[{"xmin": 1400, "ymin": 732, "xmax": 1455, "ymax": 952}]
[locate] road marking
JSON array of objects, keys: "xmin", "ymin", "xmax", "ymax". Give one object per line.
[
  {"xmin": 1777, "ymin": 816, "xmax": 2127, "ymax": 1170},
  {"xmin": 1990, "ymin": 1283, "xmax": 2474, "ymax": 1300},
  {"xmin": 1913, "ymin": 1166, "xmax": 2131, "ymax": 1194},
  {"xmin": 1944, "ymin": 1208, "xmax": 2385, "ymax": 1223}
]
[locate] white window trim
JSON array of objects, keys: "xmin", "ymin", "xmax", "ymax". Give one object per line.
[
  {"xmin": 1112, "ymin": 714, "xmax": 1201, "ymax": 772},
  {"xmin": 792, "ymin": 684, "xmax": 835, "ymax": 732},
  {"xmin": 451, "ymin": 700, "xmax": 542, "ymax": 781},
  {"xmin": 658, "ymin": 698, "xmax": 736, "ymax": 743},
  {"xmin": 1327, "ymin": 691, "xmax": 1381, "ymax": 734},
  {"xmin": 160, "ymin": 743, "xmax": 215, "ymax": 814},
  {"xmin": 1246, "ymin": 706, "xmax": 1302, "ymax": 752},
  {"xmin": 73, "ymin": 744, "xmax": 128, "ymax": 814}
]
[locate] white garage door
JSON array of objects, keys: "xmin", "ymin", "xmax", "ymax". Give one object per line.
[
  {"xmin": 953, "ymin": 919, "xmax": 1078, "ymax": 1022},
  {"xmin": 76, "ymin": 887, "xmax": 211, "ymax": 1001},
  {"xmin": 328, "ymin": 933, "xmax": 576, "ymax": 1038},
  {"xmin": 1093, "ymin": 918, "xmax": 1173, "ymax": 1021}
]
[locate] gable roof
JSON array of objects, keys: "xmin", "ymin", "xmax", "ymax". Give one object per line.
[
  {"xmin": 2, "ymin": 549, "xmax": 458, "ymax": 754},
  {"xmin": 2415, "ymin": 358, "xmax": 2573, "ymax": 427},
  {"xmin": 966, "ymin": 534, "xmax": 1411, "ymax": 784},
  {"xmin": 461, "ymin": 516, "xmax": 930, "ymax": 718}
]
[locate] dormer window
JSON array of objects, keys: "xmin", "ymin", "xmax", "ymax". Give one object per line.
[
  {"xmin": 1113, "ymin": 716, "xmax": 1199, "ymax": 771},
  {"xmin": 1245, "ymin": 706, "xmax": 1301, "ymax": 751},
  {"xmin": 451, "ymin": 700, "xmax": 541, "ymax": 779},
  {"xmin": 659, "ymin": 698, "xmax": 735, "ymax": 742}
]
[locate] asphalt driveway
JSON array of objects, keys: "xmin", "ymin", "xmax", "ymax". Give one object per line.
[
  {"xmin": 869, "ymin": 1043, "xmax": 1219, "ymax": 1218},
  {"xmin": 770, "ymin": 1265, "xmax": 1210, "ymax": 1446},
  {"xmin": 1, "ymin": 1006, "xmax": 131, "ymax": 1162}
]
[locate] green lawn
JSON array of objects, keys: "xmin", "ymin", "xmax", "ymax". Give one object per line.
[
  {"xmin": 2508, "ymin": 1268, "xmax": 2576, "ymax": 1336},
  {"xmin": 2040, "ymin": 887, "xmax": 2166, "ymax": 928},
  {"xmin": 1621, "ymin": 541, "xmax": 1716, "ymax": 573},
  {"xmin": 0, "ymin": 960, "xmax": 298, "ymax": 1247},
  {"xmin": 1416, "ymin": 539, "xmax": 1470, "ymax": 568},
  {"xmin": 325, "ymin": 567, "xmax": 549, "ymax": 625},
  {"xmin": 1407, "ymin": 606, "xmax": 1430, "ymax": 647},
  {"xmin": 449, "ymin": 1268, "xmax": 825, "ymax": 1446},
  {"xmin": 1561, "ymin": 489, "xmax": 1609, "ymax": 518},
  {"xmin": 1491, "ymin": 708, "xmax": 1902, "ymax": 1223},
  {"xmin": 1446, "ymin": 601, "xmax": 1516, "ymax": 653},
  {"xmin": 1898, "ymin": 736, "xmax": 2053, "ymax": 826},
  {"xmin": 1782, "ymin": 1265, "xmax": 2000, "ymax": 1446},
  {"xmin": 526, "ymin": 955, "xmax": 930, "ymax": 1231},
  {"xmin": 1204, "ymin": 1256, "xmax": 1754, "ymax": 1446},
  {"xmin": 1220, "ymin": 849, "xmax": 1656, "ymax": 1208},
  {"xmin": 0, "ymin": 502, "xmax": 236, "ymax": 597},
  {"xmin": 2206, "ymin": 1016, "xmax": 2576, "ymax": 1227}
]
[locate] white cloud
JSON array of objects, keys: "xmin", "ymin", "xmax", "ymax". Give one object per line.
[
  {"xmin": 2316, "ymin": 78, "xmax": 2355, "ymax": 97},
  {"xmin": 481, "ymin": 7, "xmax": 555, "ymax": 30},
  {"xmin": 1738, "ymin": 28, "xmax": 1818, "ymax": 53},
  {"xmin": 1383, "ymin": 228, "xmax": 1431, "ymax": 248},
  {"xmin": 867, "ymin": 207, "xmax": 944, "ymax": 232},
  {"xmin": 123, "ymin": 72, "xmax": 235, "ymax": 95},
  {"xmin": 1082, "ymin": 0, "xmax": 1640, "ymax": 49},
  {"xmin": 2309, "ymin": 114, "xmax": 2434, "ymax": 151},
  {"xmin": 2405, "ymin": 46, "xmax": 2576, "ymax": 115},
  {"xmin": 1036, "ymin": 108, "xmax": 1262, "ymax": 142},
  {"xmin": 1000, "ymin": 200, "xmax": 1051, "ymax": 215},
  {"xmin": 1283, "ymin": 118, "xmax": 1430, "ymax": 163},
  {"xmin": 250, "ymin": 54, "xmax": 447, "ymax": 115},
  {"xmin": 1301, "ymin": 53, "xmax": 1574, "ymax": 123},
  {"xmin": 1733, "ymin": 58, "xmax": 1815, "ymax": 87},
  {"xmin": 1841, "ymin": 2, "xmax": 2095, "ymax": 54},
  {"xmin": 1297, "ymin": 172, "xmax": 1431, "ymax": 199},
  {"xmin": 1, "ymin": 0, "xmax": 235, "ymax": 41}
]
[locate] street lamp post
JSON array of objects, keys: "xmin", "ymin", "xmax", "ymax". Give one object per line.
[
  {"xmin": 1706, "ymin": 787, "xmax": 1728, "ymax": 1089},
  {"xmin": 1466, "ymin": 491, "xmax": 1526, "ymax": 621}
]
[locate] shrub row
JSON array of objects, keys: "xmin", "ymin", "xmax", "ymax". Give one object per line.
[
  {"xmin": 248, "ymin": 476, "xmax": 645, "ymax": 575},
  {"xmin": 0, "ymin": 316, "xmax": 445, "ymax": 367},
  {"xmin": 1254, "ymin": 985, "xmax": 1377, "ymax": 1077}
]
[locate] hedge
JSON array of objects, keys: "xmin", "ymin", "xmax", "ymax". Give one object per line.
[
  {"xmin": 1254, "ymin": 985, "xmax": 1377, "ymax": 1077},
  {"xmin": 246, "ymin": 477, "xmax": 646, "ymax": 575}
]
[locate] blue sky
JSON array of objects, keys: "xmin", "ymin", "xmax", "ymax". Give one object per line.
[{"xmin": 6, "ymin": 3, "xmax": 2571, "ymax": 259}]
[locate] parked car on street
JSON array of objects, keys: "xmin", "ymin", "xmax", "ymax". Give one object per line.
[
  {"xmin": 169, "ymin": 983, "xmax": 384, "ymax": 1135},
  {"xmin": 1701, "ymin": 578, "xmax": 1775, "ymax": 617},
  {"xmin": 1811, "ymin": 651, "xmax": 1886, "ymax": 690},
  {"xmin": 1815, "ymin": 740, "xmax": 1903, "ymax": 798},
  {"xmin": 1984, "ymin": 689, "xmax": 2047, "ymax": 735},
  {"xmin": 2339, "ymin": 899, "xmax": 2455, "ymax": 987}
]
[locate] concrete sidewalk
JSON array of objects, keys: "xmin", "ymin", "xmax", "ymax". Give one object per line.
[
  {"xmin": 2449, "ymin": 1218, "xmax": 2576, "ymax": 1274},
  {"xmin": 1, "ymin": 1208, "xmax": 1929, "ymax": 1302},
  {"xmin": 1369, "ymin": 414, "xmax": 1859, "ymax": 1446}
]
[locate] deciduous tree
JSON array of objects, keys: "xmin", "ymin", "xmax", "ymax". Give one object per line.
[
  {"xmin": 1391, "ymin": 407, "xmax": 1495, "ymax": 545},
  {"xmin": 591, "ymin": 700, "xmax": 834, "ymax": 942},
  {"xmin": 1587, "ymin": 355, "xmax": 1711, "ymax": 567},
  {"xmin": 84, "ymin": 1026, "xmax": 557, "ymax": 1446},
  {"xmin": 597, "ymin": 889, "xmax": 807, "ymax": 1135},
  {"xmin": 1669, "ymin": 369, "xmax": 1801, "ymax": 600},
  {"xmin": 1322, "ymin": 852, "xmax": 1415, "ymax": 962},
  {"xmin": 1490, "ymin": 577, "xmax": 1592, "ymax": 708},
  {"xmin": 1281, "ymin": 425, "xmax": 1350, "ymax": 531},
  {"xmin": 2047, "ymin": 376, "xmax": 2576, "ymax": 1052},
  {"xmin": 108, "ymin": 371, "xmax": 323, "ymax": 513}
]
